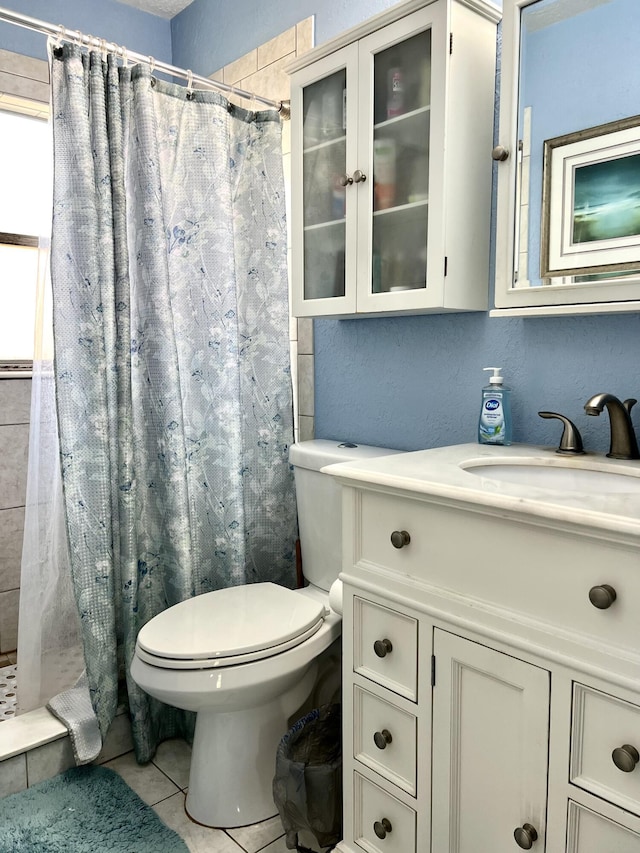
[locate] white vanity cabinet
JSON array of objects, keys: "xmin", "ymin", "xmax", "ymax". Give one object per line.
[
  {"xmin": 328, "ymin": 445, "xmax": 640, "ymax": 853},
  {"xmin": 286, "ymin": 0, "xmax": 500, "ymax": 319}
]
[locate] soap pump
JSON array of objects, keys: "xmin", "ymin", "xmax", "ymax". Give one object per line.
[{"xmin": 478, "ymin": 367, "xmax": 512, "ymax": 446}]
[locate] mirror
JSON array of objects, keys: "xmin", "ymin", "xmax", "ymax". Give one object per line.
[{"xmin": 494, "ymin": 0, "xmax": 640, "ymax": 314}]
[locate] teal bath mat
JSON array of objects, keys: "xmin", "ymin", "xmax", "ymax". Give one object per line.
[{"xmin": 0, "ymin": 765, "xmax": 189, "ymax": 852}]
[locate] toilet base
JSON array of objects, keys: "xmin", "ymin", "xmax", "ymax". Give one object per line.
[{"xmin": 185, "ymin": 663, "xmax": 318, "ymax": 828}]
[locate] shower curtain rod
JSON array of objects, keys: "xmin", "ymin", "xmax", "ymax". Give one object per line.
[{"xmin": 0, "ymin": 5, "xmax": 291, "ymax": 119}]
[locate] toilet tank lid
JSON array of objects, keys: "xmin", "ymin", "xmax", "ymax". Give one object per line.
[{"xmin": 289, "ymin": 440, "xmax": 403, "ymax": 472}]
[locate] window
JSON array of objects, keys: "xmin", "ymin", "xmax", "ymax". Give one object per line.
[{"xmin": 0, "ymin": 104, "xmax": 52, "ymax": 371}]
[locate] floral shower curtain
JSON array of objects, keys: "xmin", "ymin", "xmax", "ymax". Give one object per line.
[{"xmin": 50, "ymin": 44, "xmax": 297, "ymax": 761}]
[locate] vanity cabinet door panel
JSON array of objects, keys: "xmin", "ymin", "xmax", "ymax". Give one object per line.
[
  {"xmin": 431, "ymin": 629, "xmax": 550, "ymax": 853},
  {"xmin": 571, "ymin": 683, "xmax": 640, "ymax": 816},
  {"xmin": 566, "ymin": 800, "xmax": 640, "ymax": 853}
]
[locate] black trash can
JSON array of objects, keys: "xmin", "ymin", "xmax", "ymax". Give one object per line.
[{"xmin": 273, "ymin": 703, "xmax": 342, "ymax": 852}]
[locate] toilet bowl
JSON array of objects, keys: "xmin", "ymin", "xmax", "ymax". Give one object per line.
[
  {"xmin": 131, "ymin": 582, "xmax": 340, "ymax": 827},
  {"xmin": 130, "ymin": 440, "xmax": 401, "ymax": 828}
]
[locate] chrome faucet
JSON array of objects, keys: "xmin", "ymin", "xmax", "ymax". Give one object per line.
[{"xmin": 584, "ymin": 393, "xmax": 640, "ymax": 460}]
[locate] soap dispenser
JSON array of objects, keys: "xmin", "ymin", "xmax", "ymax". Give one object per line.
[{"xmin": 478, "ymin": 367, "xmax": 512, "ymax": 446}]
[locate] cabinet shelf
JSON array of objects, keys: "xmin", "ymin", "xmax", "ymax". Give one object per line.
[
  {"xmin": 373, "ymin": 198, "xmax": 428, "ymax": 218},
  {"xmin": 303, "ymin": 219, "xmax": 345, "ymax": 233},
  {"xmin": 303, "ymin": 134, "xmax": 347, "ymax": 155},
  {"xmin": 373, "ymin": 104, "xmax": 431, "ymax": 132}
]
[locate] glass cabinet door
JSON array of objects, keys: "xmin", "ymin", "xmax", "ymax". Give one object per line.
[
  {"xmin": 301, "ymin": 69, "xmax": 348, "ymax": 301},
  {"xmin": 369, "ymin": 28, "xmax": 431, "ymax": 295}
]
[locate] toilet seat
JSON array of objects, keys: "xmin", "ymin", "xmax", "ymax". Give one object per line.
[{"xmin": 135, "ymin": 582, "xmax": 325, "ymax": 671}]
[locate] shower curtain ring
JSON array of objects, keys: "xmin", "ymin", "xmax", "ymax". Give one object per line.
[
  {"xmin": 54, "ymin": 24, "xmax": 65, "ymax": 48},
  {"xmin": 122, "ymin": 47, "xmax": 128, "ymax": 68},
  {"xmin": 100, "ymin": 39, "xmax": 108, "ymax": 62},
  {"xmin": 148, "ymin": 55, "xmax": 156, "ymax": 73},
  {"xmin": 186, "ymin": 69, "xmax": 194, "ymax": 99}
]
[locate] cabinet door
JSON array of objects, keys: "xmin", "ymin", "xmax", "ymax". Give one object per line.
[
  {"xmin": 355, "ymin": 4, "xmax": 447, "ymax": 314},
  {"xmin": 431, "ymin": 629, "xmax": 550, "ymax": 853},
  {"xmin": 291, "ymin": 45, "xmax": 359, "ymax": 317}
]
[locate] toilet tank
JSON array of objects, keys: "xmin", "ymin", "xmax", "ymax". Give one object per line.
[{"xmin": 289, "ymin": 440, "xmax": 402, "ymax": 592}]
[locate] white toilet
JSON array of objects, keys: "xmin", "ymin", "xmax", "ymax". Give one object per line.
[{"xmin": 130, "ymin": 439, "xmax": 399, "ymax": 828}]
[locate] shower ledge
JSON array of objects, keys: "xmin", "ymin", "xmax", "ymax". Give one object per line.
[{"xmin": 0, "ymin": 706, "xmax": 66, "ymax": 761}]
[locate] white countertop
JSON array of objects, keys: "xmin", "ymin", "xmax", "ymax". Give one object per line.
[{"xmin": 323, "ymin": 443, "xmax": 640, "ymax": 540}]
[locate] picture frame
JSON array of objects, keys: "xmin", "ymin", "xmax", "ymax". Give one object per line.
[{"xmin": 541, "ymin": 114, "xmax": 640, "ymax": 278}]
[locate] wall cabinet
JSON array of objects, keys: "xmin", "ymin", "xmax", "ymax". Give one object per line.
[
  {"xmin": 286, "ymin": 0, "xmax": 500, "ymax": 318},
  {"xmin": 330, "ymin": 470, "xmax": 640, "ymax": 853}
]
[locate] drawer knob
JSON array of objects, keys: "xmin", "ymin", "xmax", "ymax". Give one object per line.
[
  {"xmin": 373, "ymin": 638, "xmax": 393, "ymax": 658},
  {"xmin": 390, "ymin": 530, "xmax": 410, "ymax": 549},
  {"xmin": 373, "ymin": 818, "xmax": 392, "ymax": 839},
  {"xmin": 514, "ymin": 823, "xmax": 538, "ymax": 849},
  {"xmin": 588, "ymin": 584, "xmax": 617, "ymax": 609},
  {"xmin": 373, "ymin": 729, "xmax": 393, "ymax": 750},
  {"xmin": 612, "ymin": 744, "xmax": 639, "ymax": 772}
]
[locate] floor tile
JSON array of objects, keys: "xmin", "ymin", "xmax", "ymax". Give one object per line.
[
  {"xmin": 153, "ymin": 791, "xmax": 244, "ymax": 853},
  {"xmin": 104, "ymin": 751, "xmax": 180, "ymax": 806},
  {"xmin": 226, "ymin": 814, "xmax": 284, "ymax": 853},
  {"xmin": 258, "ymin": 836, "xmax": 291, "ymax": 853},
  {"xmin": 153, "ymin": 737, "xmax": 192, "ymax": 789}
]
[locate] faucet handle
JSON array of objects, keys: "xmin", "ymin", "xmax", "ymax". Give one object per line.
[
  {"xmin": 538, "ymin": 411, "xmax": 585, "ymax": 455},
  {"xmin": 623, "ymin": 398, "xmax": 637, "ymax": 415}
]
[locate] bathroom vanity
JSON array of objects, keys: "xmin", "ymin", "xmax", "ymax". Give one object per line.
[{"xmin": 326, "ymin": 445, "xmax": 640, "ymax": 852}]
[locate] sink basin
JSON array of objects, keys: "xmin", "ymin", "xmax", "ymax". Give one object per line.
[{"xmin": 462, "ymin": 461, "xmax": 640, "ymax": 494}]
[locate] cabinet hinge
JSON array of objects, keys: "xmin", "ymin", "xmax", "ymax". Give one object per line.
[
  {"xmin": 449, "ymin": 32, "xmax": 453, "ymax": 54},
  {"xmin": 444, "ymin": 256, "xmax": 448, "ymax": 277},
  {"xmin": 431, "ymin": 654, "xmax": 436, "ymax": 687}
]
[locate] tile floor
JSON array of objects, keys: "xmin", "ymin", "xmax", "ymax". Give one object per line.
[{"xmin": 105, "ymin": 738, "xmax": 294, "ymax": 853}]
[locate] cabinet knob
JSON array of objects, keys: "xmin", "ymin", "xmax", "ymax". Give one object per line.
[
  {"xmin": 588, "ymin": 584, "xmax": 617, "ymax": 609},
  {"xmin": 353, "ymin": 169, "xmax": 367, "ymax": 183},
  {"xmin": 373, "ymin": 729, "xmax": 393, "ymax": 750},
  {"xmin": 373, "ymin": 818, "xmax": 392, "ymax": 839},
  {"xmin": 373, "ymin": 638, "xmax": 393, "ymax": 658},
  {"xmin": 513, "ymin": 823, "xmax": 538, "ymax": 849},
  {"xmin": 491, "ymin": 145, "xmax": 510, "ymax": 161},
  {"xmin": 612, "ymin": 744, "xmax": 639, "ymax": 772},
  {"xmin": 339, "ymin": 174, "xmax": 353, "ymax": 186},
  {"xmin": 390, "ymin": 530, "xmax": 410, "ymax": 549}
]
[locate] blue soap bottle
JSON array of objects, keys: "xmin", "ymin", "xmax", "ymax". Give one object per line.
[{"xmin": 478, "ymin": 367, "xmax": 512, "ymax": 445}]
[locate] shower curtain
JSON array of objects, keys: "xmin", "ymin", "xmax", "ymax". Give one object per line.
[
  {"xmin": 17, "ymin": 239, "xmax": 84, "ymax": 715},
  {"xmin": 49, "ymin": 44, "xmax": 297, "ymax": 761}
]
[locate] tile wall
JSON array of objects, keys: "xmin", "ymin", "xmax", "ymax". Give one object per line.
[{"xmin": 0, "ymin": 379, "xmax": 31, "ymax": 655}]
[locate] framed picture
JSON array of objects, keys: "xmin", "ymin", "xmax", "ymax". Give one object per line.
[{"xmin": 541, "ymin": 114, "xmax": 640, "ymax": 278}]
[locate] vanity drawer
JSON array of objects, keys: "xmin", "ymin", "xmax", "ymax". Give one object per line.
[
  {"xmin": 571, "ymin": 683, "xmax": 640, "ymax": 816},
  {"xmin": 353, "ymin": 597, "xmax": 418, "ymax": 702},
  {"xmin": 356, "ymin": 490, "xmax": 640, "ymax": 655},
  {"xmin": 353, "ymin": 772, "xmax": 416, "ymax": 853},
  {"xmin": 353, "ymin": 685, "xmax": 417, "ymax": 795},
  {"xmin": 567, "ymin": 801, "xmax": 640, "ymax": 853}
]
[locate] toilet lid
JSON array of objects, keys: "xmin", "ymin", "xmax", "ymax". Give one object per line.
[{"xmin": 136, "ymin": 582, "xmax": 325, "ymax": 668}]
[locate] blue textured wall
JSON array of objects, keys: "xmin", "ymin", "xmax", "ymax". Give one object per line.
[
  {"xmin": 0, "ymin": 0, "xmax": 171, "ymax": 64},
  {"xmin": 171, "ymin": 0, "xmax": 399, "ymax": 74}
]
